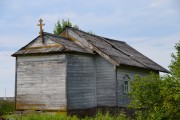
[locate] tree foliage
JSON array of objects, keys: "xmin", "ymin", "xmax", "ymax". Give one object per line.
[
  {"xmin": 53, "ymin": 19, "xmax": 79, "ymax": 35},
  {"xmin": 169, "ymin": 42, "xmax": 180, "ymax": 79},
  {"xmin": 129, "ymin": 41, "xmax": 180, "ymax": 120},
  {"xmin": 53, "ymin": 19, "xmax": 95, "ymax": 35}
]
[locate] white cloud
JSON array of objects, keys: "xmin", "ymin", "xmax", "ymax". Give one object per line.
[{"xmin": 149, "ymin": 0, "xmax": 172, "ymax": 8}]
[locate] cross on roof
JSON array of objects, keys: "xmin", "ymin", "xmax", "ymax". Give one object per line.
[{"xmin": 37, "ymin": 19, "xmax": 45, "ymax": 38}]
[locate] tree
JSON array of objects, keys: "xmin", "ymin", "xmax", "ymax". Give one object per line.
[
  {"xmin": 169, "ymin": 42, "xmax": 180, "ymax": 79},
  {"xmin": 129, "ymin": 41, "xmax": 180, "ymax": 120},
  {"xmin": 53, "ymin": 19, "xmax": 95, "ymax": 35},
  {"xmin": 53, "ymin": 19, "xmax": 79, "ymax": 35},
  {"xmin": 161, "ymin": 42, "xmax": 180, "ymax": 119}
]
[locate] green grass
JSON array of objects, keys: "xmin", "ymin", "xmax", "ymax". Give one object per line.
[
  {"xmin": 5, "ymin": 112, "xmax": 129, "ymax": 120},
  {"xmin": 5, "ymin": 113, "xmax": 77, "ymax": 120},
  {"xmin": 0, "ymin": 100, "xmax": 130, "ymax": 119},
  {"xmin": 0, "ymin": 100, "xmax": 14, "ymax": 116}
]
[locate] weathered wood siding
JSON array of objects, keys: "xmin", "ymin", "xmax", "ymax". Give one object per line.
[
  {"xmin": 26, "ymin": 36, "xmax": 60, "ymax": 48},
  {"xmin": 117, "ymin": 65, "xmax": 155, "ymax": 107},
  {"xmin": 66, "ymin": 54, "xmax": 96, "ymax": 110},
  {"xmin": 67, "ymin": 29, "xmax": 119, "ymax": 66},
  {"xmin": 95, "ymin": 56, "xmax": 116, "ymax": 106},
  {"xmin": 16, "ymin": 55, "xmax": 66, "ymax": 111}
]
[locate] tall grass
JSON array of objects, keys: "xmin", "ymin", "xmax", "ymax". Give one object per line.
[
  {"xmin": 12, "ymin": 113, "xmax": 78, "ymax": 120},
  {"xmin": 0, "ymin": 100, "xmax": 14, "ymax": 116},
  {"xmin": 0, "ymin": 100, "xmax": 130, "ymax": 119},
  {"xmin": 8, "ymin": 112, "xmax": 129, "ymax": 120}
]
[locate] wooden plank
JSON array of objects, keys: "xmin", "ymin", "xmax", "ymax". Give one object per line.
[
  {"xmin": 95, "ymin": 56, "xmax": 116, "ymax": 106},
  {"xmin": 66, "ymin": 54, "xmax": 96, "ymax": 110},
  {"xmin": 16, "ymin": 54, "xmax": 67, "ymax": 110}
]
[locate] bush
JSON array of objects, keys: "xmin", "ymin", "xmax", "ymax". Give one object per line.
[
  {"xmin": 129, "ymin": 73, "xmax": 180, "ymax": 120},
  {"xmin": 128, "ymin": 41, "xmax": 180, "ymax": 120}
]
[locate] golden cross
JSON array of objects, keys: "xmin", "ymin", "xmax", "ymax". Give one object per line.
[{"xmin": 37, "ymin": 19, "xmax": 45, "ymax": 38}]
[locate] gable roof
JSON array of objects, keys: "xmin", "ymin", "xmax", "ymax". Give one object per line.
[
  {"xmin": 66, "ymin": 27, "xmax": 169, "ymax": 73},
  {"xmin": 12, "ymin": 26, "xmax": 169, "ymax": 73},
  {"xmin": 12, "ymin": 32, "xmax": 93, "ymax": 56}
]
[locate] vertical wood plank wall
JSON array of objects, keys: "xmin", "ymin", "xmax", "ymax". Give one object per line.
[
  {"xmin": 66, "ymin": 54, "xmax": 96, "ymax": 110},
  {"xmin": 16, "ymin": 53, "xmax": 157, "ymax": 111},
  {"xmin": 16, "ymin": 55, "xmax": 66, "ymax": 111},
  {"xmin": 95, "ymin": 56, "xmax": 116, "ymax": 107},
  {"xmin": 117, "ymin": 65, "xmax": 153, "ymax": 107}
]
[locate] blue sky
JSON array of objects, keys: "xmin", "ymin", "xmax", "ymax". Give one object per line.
[{"xmin": 0, "ymin": 0, "xmax": 180, "ymax": 97}]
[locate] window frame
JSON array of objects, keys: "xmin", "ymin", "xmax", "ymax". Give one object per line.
[{"xmin": 123, "ymin": 74, "xmax": 130, "ymax": 94}]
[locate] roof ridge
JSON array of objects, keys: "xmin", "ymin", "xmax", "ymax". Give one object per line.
[
  {"xmin": 43, "ymin": 32, "xmax": 71, "ymax": 40},
  {"xmin": 104, "ymin": 37, "xmax": 125, "ymax": 43},
  {"xmin": 67, "ymin": 26, "xmax": 126, "ymax": 43},
  {"xmin": 100, "ymin": 37, "xmax": 132, "ymax": 56}
]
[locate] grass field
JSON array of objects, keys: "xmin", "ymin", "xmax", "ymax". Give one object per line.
[
  {"xmin": 4, "ymin": 112, "xmax": 129, "ymax": 120},
  {"xmin": 0, "ymin": 100, "xmax": 130, "ymax": 120},
  {"xmin": 0, "ymin": 100, "xmax": 14, "ymax": 116}
]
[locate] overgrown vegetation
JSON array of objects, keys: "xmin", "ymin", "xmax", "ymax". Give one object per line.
[
  {"xmin": 53, "ymin": 19, "xmax": 94, "ymax": 35},
  {"xmin": 0, "ymin": 100, "xmax": 14, "ymax": 116},
  {"xmin": 5, "ymin": 111, "xmax": 129, "ymax": 120},
  {"xmin": 129, "ymin": 41, "xmax": 180, "ymax": 120},
  {"xmin": 53, "ymin": 19, "xmax": 79, "ymax": 35}
]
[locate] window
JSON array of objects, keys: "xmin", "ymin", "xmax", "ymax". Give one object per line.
[{"xmin": 123, "ymin": 74, "xmax": 130, "ymax": 94}]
